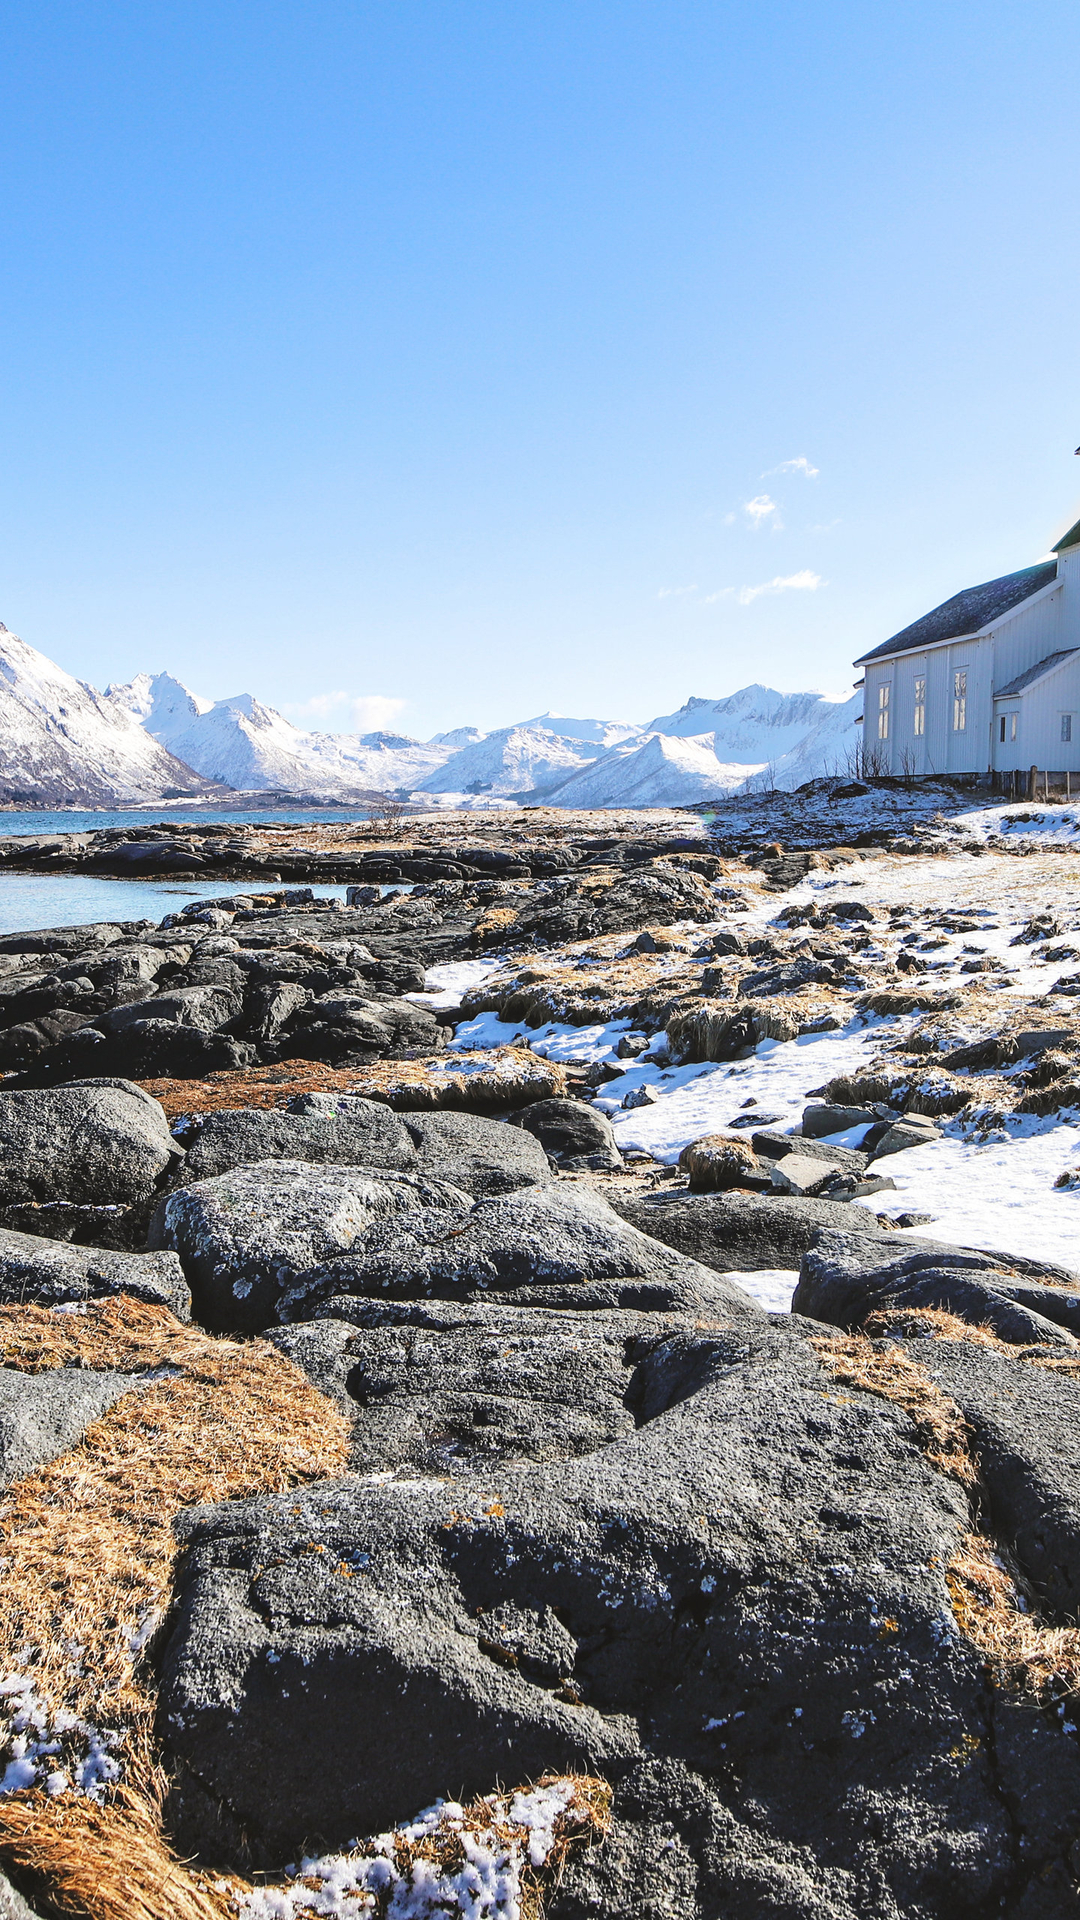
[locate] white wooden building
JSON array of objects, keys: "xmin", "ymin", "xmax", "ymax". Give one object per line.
[{"xmin": 854, "ymin": 515, "xmax": 1080, "ymax": 778}]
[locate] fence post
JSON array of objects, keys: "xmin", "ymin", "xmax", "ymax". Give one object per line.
[{"xmin": 1029, "ymin": 765, "xmax": 1038, "ymax": 800}]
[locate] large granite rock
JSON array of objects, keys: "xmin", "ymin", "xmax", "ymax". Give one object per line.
[
  {"xmin": 0, "ymin": 1079, "xmax": 179, "ymax": 1208},
  {"xmin": 0, "ymin": 1367, "xmax": 133, "ymax": 1485},
  {"xmin": 793, "ymin": 1229, "xmax": 1080, "ymax": 1347},
  {"xmin": 158, "ymin": 1318, "xmax": 1075, "ymax": 1910},
  {"xmin": 0, "ymin": 1229, "xmax": 190, "ymax": 1318},
  {"xmin": 605, "ymin": 1187, "xmax": 883, "ymax": 1273}
]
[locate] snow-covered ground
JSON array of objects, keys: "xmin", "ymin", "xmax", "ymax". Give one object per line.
[{"xmin": 440, "ymin": 848, "xmax": 1080, "ymax": 1304}]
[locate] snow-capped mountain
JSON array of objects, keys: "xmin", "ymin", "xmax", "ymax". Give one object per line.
[
  {"xmin": 0, "ymin": 630, "xmax": 213, "ymax": 806},
  {"xmin": 417, "ymin": 724, "xmax": 604, "ymax": 799},
  {"xmin": 515, "ymin": 713, "xmax": 647, "ymax": 750},
  {"xmin": 540, "ymin": 731, "xmax": 755, "ymax": 810},
  {"xmin": 648, "ymin": 686, "xmax": 861, "ymax": 783},
  {"xmin": 107, "ymin": 675, "xmax": 452, "ymax": 796}
]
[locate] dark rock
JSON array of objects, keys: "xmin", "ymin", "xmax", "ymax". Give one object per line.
[
  {"xmin": 98, "ymin": 985, "xmax": 242, "ymax": 1034},
  {"xmin": 870, "ymin": 1119, "xmax": 942, "ymax": 1159},
  {"xmin": 751, "ymin": 1128, "xmax": 870, "ymax": 1175},
  {"xmin": 0, "ymin": 1080, "xmax": 179, "ymax": 1207},
  {"xmin": 180, "ymin": 1100, "xmax": 418, "ymax": 1184},
  {"xmin": 279, "ymin": 1184, "xmax": 766, "ymax": 1324},
  {"xmin": 0, "ymin": 1366, "xmax": 133, "ymax": 1485},
  {"xmin": 160, "ymin": 1322, "xmax": 1020, "ymax": 1904},
  {"xmin": 801, "ymin": 1103, "xmax": 877, "ymax": 1138},
  {"xmin": 605, "ymin": 1188, "xmax": 883, "ymax": 1273},
  {"xmin": 506, "ymin": 1098, "xmax": 621, "ymax": 1169},
  {"xmin": 0, "ymin": 1229, "xmax": 189, "ymax": 1317},
  {"xmin": 793, "ymin": 1230, "xmax": 1080, "ymax": 1346},
  {"xmin": 271, "ymin": 1300, "xmax": 662, "ymax": 1475},
  {"xmin": 150, "ymin": 1161, "xmax": 473, "ymax": 1333},
  {"xmin": 402, "ymin": 1110, "xmax": 553, "ymax": 1195}
]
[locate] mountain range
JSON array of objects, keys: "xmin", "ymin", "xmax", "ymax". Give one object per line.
[{"xmin": 0, "ymin": 624, "xmax": 862, "ymax": 810}]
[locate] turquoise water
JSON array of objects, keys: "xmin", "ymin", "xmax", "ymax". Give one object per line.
[
  {"xmin": 0, "ymin": 806, "xmax": 372, "ymax": 837},
  {"xmin": 0, "ymin": 875, "xmax": 357, "ymax": 936}
]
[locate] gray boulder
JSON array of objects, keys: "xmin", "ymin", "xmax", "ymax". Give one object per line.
[
  {"xmin": 507, "ymin": 1098, "xmax": 621, "ymax": 1168},
  {"xmin": 0, "ymin": 1367, "xmax": 133, "ymax": 1485},
  {"xmin": 0, "ymin": 1079, "xmax": 179, "ymax": 1207},
  {"xmin": 0, "ymin": 1229, "xmax": 190, "ymax": 1318},
  {"xmin": 279, "ymin": 1184, "xmax": 767, "ymax": 1322},
  {"xmin": 180, "ymin": 1099, "xmax": 418, "ymax": 1184},
  {"xmin": 98, "ymin": 984, "xmax": 241, "ymax": 1034},
  {"xmin": 159, "ymin": 1319, "xmax": 1052, "ymax": 1908},
  {"xmin": 0, "ymin": 1870, "xmax": 44, "ymax": 1920},
  {"xmin": 272, "ymin": 1299, "xmax": 658, "ymax": 1474},
  {"xmin": 403, "ymin": 1110, "xmax": 553, "ymax": 1196},
  {"xmin": 793, "ymin": 1229, "xmax": 1080, "ymax": 1346},
  {"xmin": 151, "ymin": 1160, "xmax": 472, "ymax": 1332},
  {"xmin": 605, "ymin": 1188, "xmax": 883, "ymax": 1274}
]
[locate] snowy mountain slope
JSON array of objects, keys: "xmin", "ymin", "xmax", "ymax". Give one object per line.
[
  {"xmin": 107, "ymin": 677, "xmax": 452, "ymax": 795},
  {"xmin": 417, "ymin": 724, "xmax": 601, "ymax": 797},
  {"xmin": 516, "ymin": 712, "xmax": 647, "ymax": 750},
  {"xmin": 648, "ymin": 685, "xmax": 861, "ymax": 780},
  {"xmin": 541, "ymin": 731, "xmax": 757, "ymax": 809},
  {"xmin": 0, "ymin": 629, "xmax": 212, "ymax": 805},
  {"xmin": 429, "ymin": 725, "xmax": 487, "ymax": 749}
]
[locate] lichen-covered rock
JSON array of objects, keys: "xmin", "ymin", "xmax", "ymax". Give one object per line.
[
  {"xmin": 0, "ymin": 1080, "xmax": 178, "ymax": 1207},
  {"xmin": 677, "ymin": 1132, "xmax": 761, "ymax": 1193},
  {"xmin": 0, "ymin": 1229, "xmax": 190, "ymax": 1318}
]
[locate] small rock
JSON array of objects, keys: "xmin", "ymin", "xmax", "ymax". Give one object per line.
[
  {"xmin": 622, "ymin": 1083, "xmax": 661, "ymax": 1110},
  {"xmin": 769, "ymin": 1154, "xmax": 844, "ymax": 1199}
]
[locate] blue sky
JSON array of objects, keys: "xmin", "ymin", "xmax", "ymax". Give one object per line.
[{"xmin": 1, "ymin": 2, "xmax": 1078, "ymax": 739}]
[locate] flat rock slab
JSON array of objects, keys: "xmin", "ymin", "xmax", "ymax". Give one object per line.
[
  {"xmin": 151, "ymin": 1160, "xmax": 473, "ymax": 1333},
  {"xmin": 0, "ymin": 1079, "xmax": 178, "ymax": 1207},
  {"xmin": 0, "ymin": 1229, "xmax": 189, "ymax": 1318},
  {"xmin": 402, "ymin": 1109, "xmax": 554, "ymax": 1195},
  {"xmin": 604, "ymin": 1188, "xmax": 883, "ymax": 1273},
  {"xmin": 159, "ymin": 1320, "xmax": 1064, "ymax": 1911},
  {"xmin": 179, "ymin": 1099, "xmax": 419, "ymax": 1184},
  {"xmin": 0, "ymin": 1366, "xmax": 133, "ymax": 1484},
  {"xmin": 277, "ymin": 1184, "xmax": 767, "ymax": 1324},
  {"xmin": 794, "ymin": 1229, "xmax": 1080, "ymax": 1347}
]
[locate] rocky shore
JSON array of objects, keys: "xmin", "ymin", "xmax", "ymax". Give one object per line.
[{"xmin": 3, "ymin": 792, "xmax": 1080, "ymax": 1917}]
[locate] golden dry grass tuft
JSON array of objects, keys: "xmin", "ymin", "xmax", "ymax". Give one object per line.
[
  {"xmin": 946, "ymin": 1533, "xmax": 1080, "ymax": 1700},
  {"xmin": 861, "ymin": 1306, "xmax": 1022, "ymax": 1351},
  {"xmin": 0, "ymin": 1296, "xmax": 350, "ymax": 1918},
  {"xmin": 0, "ymin": 1777, "xmax": 228, "ymax": 1920},
  {"xmin": 810, "ymin": 1333, "xmax": 977, "ymax": 1484}
]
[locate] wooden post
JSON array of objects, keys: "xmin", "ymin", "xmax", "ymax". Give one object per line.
[
  {"xmin": 1029, "ymin": 765, "xmax": 1038, "ymax": 801},
  {"xmin": 1068, "ymin": 770, "xmax": 1071, "ymax": 803}
]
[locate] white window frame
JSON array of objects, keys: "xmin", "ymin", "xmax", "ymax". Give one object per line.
[
  {"xmin": 877, "ymin": 681, "xmax": 891, "ymax": 741},
  {"xmin": 913, "ymin": 676, "xmax": 925, "ymax": 737},
  {"xmin": 1062, "ymin": 713, "xmax": 1073, "ymax": 744},
  {"xmin": 953, "ymin": 668, "xmax": 967, "ymax": 733}
]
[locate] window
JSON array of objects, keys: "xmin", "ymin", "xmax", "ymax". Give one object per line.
[
  {"xmin": 1063, "ymin": 714, "xmax": 1074, "ymax": 744},
  {"xmin": 877, "ymin": 681, "xmax": 891, "ymax": 740},
  {"xmin": 913, "ymin": 676, "xmax": 925, "ymax": 737},
  {"xmin": 999, "ymin": 715, "xmax": 1007, "ymax": 744},
  {"xmin": 953, "ymin": 669, "xmax": 967, "ymax": 732},
  {"xmin": 1011, "ymin": 712, "xmax": 1018, "ymax": 741}
]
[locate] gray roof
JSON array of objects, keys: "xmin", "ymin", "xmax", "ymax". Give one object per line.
[
  {"xmin": 855, "ymin": 561, "xmax": 1058, "ymax": 666},
  {"xmin": 994, "ymin": 650, "xmax": 1079, "ymax": 700},
  {"xmin": 1054, "ymin": 516, "xmax": 1080, "ymax": 554}
]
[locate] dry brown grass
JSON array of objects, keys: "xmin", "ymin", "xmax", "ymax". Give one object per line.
[
  {"xmin": 137, "ymin": 1058, "xmax": 385, "ymax": 1119},
  {"xmin": 862, "ymin": 1306, "xmax": 1020, "ymax": 1350},
  {"xmin": 0, "ymin": 1296, "xmax": 350, "ymax": 1919},
  {"xmin": 810, "ymin": 1333, "xmax": 977, "ymax": 1484},
  {"xmin": 946, "ymin": 1533, "xmax": 1080, "ymax": 1700}
]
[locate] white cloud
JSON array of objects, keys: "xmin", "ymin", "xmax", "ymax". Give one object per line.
[
  {"xmin": 744, "ymin": 494, "xmax": 779, "ymax": 524},
  {"xmin": 764, "ymin": 456, "xmax": 820, "ymax": 479},
  {"xmin": 657, "ymin": 584, "xmax": 699, "ymax": 599},
  {"xmin": 736, "ymin": 569, "xmax": 824, "ymax": 606},
  {"xmin": 281, "ymin": 691, "xmax": 407, "ymax": 732}
]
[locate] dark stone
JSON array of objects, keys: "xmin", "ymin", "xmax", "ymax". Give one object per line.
[
  {"xmin": 0, "ymin": 1229, "xmax": 189, "ymax": 1318},
  {"xmin": 604, "ymin": 1188, "xmax": 883, "ymax": 1274},
  {"xmin": 0, "ymin": 1366, "xmax": 133, "ymax": 1485},
  {"xmin": 506, "ymin": 1098, "xmax": 621, "ymax": 1168},
  {"xmin": 278, "ymin": 1184, "xmax": 766, "ymax": 1324},
  {"xmin": 180, "ymin": 1099, "xmax": 418, "ymax": 1185},
  {"xmin": 402, "ymin": 1110, "xmax": 553, "ymax": 1196},
  {"xmin": 792, "ymin": 1230, "xmax": 1080, "ymax": 1347},
  {"xmin": 0, "ymin": 1080, "xmax": 179, "ymax": 1206}
]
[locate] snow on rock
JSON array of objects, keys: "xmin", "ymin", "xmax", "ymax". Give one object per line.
[
  {"xmin": 0, "ymin": 630, "xmax": 211, "ymax": 806},
  {"xmin": 234, "ymin": 1777, "xmax": 602, "ymax": 1920}
]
